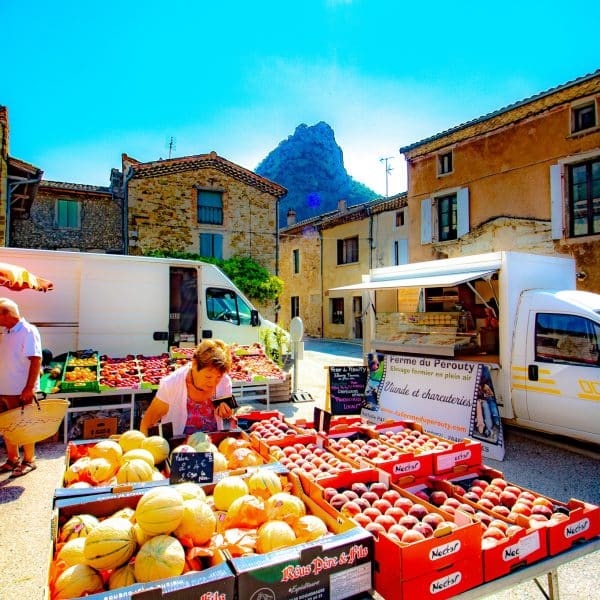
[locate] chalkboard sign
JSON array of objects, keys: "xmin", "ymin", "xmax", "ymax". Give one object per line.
[
  {"xmin": 328, "ymin": 366, "xmax": 368, "ymax": 415},
  {"xmin": 170, "ymin": 451, "xmax": 214, "ymax": 484}
]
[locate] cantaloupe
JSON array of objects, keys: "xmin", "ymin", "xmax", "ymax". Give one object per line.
[
  {"xmin": 173, "ymin": 498, "xmax": 216, "ymax": 547},
  {"xmin": 56, "ymin": 537, "xmax": 87, "ymax": 567},
  {"xmin": 53, "ymin": 564, "xmax": 104, "ymax": 599},
  {"xmin": 172, "ymin": 481, "xmax": 207, "ymax": 502},
  {"xmin": 141, "ymin": 436, "xmax": 170, "ymax": 464},
  {"xmin": 122, "ymin": 448, "xmax": 155, "ymax": 467},
  {"xmin": 134, "ymin": 535, "xmax": 185, "ymax": 583},
  {"xmin": 212, "ymin": 475, "xmax": 249, "ymax": 511},
  {"xmin": 247, "ymin": 469, "xmax": 283, "ymax": 500},
  {"xmin": 108, "ymin": 563, "xmax": 137, "ymax": 590},
  {"xmin": 64, "ymin": 457, "xmax": 91, "ymax": 485},
  {"xmin": 83, "ymin": 517, "xmax": 137, "ymax": 570},
  {"xmin": 186, "ymin": 431, "xmax": 211, "ymax": 451},
  {"xmin": 227, "ymin": 447, "xmax": 262, "ymax": 469},
  {"xmin": 116, "ymin": 458, "xmax": 154, "ymax": 483},
  {"xmin": 88, "ymin": 439, "xmax": 123, "ymax": 465},
  {"xmin": 135, "ymin": 487, "xmax": 185, "ymax": 535},
  {"xmin": 118, "ymin": 429, "xmax": 146, "ymax": 453},
  {"xmin": 87, "ymin": 457, "xmax": 119, "ymax": 484},
  {"xmin": 133, "ymin": 522, "xmax": 152, "ymax": 547},
  {"xmin": 111, "ymin": 506, "xmax": 136, "ymax": 521},
  {"xmin": 59, "ymin": 514, "xmax": 100, "ymax": 543},
  {"xmin": 212, "ymin": 451, "xmax": 228, "ymax": 472}
]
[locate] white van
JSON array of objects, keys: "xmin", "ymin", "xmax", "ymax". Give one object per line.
[
  {"xmin": 0, "ymin": 248, "xmax": 287, "ymax": 358},
  {"xmin": 334, "ymin": 251, "xmax": 600, "ymax": 444}
]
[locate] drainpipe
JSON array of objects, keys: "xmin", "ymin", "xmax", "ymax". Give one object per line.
[
  {"xmin": 275, "ymin": 197, "xmax": 280, "ymax": 276},
  {"xmin": 319, "ymin": 228, "xmax": 324, "ymax": 338},
  {"xmin": 367, "ymin": 206, "xmax": 373, "ymax": 269},
  {"xmin": 122, "ymin": 166, "xmax": 134, "ymax": 255}
]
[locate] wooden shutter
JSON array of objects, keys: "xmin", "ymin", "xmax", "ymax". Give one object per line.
[
  {"xmin": 421, "ymin": 198, "xmax": 432, "ymax": 244},
  {"xmin": 549, "ymin": 165, "xmax": 563, "ymax": 240},
  {"xmin": 457, "ymin": 187, "xmax": 470, "ymax": 238}
]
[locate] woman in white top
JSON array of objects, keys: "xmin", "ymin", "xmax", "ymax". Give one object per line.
[{"xmin": 140, "ymin": 339, "xmax": 233, "ymax": 436}]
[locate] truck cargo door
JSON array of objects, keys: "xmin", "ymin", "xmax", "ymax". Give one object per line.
[
  {"xmin": 524, "ymin": 311, "xmax": 600, "ymax": 438},
  {"xmin": 169, "ymin": 267, "xmax": 198, "ymax": 347}
]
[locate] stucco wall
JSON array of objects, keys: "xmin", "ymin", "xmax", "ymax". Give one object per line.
[
  {"xmin": 128, "ymin": 167, "xmax": 277, "ymax": 274},
  {"xmin": 0, "ymin": 110, "xmax": 7, "ymax": 245}
]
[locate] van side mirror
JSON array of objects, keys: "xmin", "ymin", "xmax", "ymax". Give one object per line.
[{"xmin": 250, "ymin": 310, "xmax": 260, "ymax": 327}]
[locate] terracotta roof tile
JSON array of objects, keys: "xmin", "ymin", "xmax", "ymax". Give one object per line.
[
  {"xmin": 39, "ymin": 180, "xmax": 111, "ymax": 195},
  {"xmin": 8, "ymin": 156, "xmax": 42, "ymax": 176},
  {"xmin": 128, "ymin": 151, "xmax": 287, "ymax": 198}
]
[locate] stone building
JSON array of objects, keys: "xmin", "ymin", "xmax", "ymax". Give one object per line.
[
  {"xmin": 120, "ymin": 152, "xmax": 286, "ymax": 275},
  {"xmin": 279, "ymin": 193, "xmax": 407, "ymax": 338},
  {"xmin": 400, "ymin": 69, "xmax": 600, "ymax": 292}
]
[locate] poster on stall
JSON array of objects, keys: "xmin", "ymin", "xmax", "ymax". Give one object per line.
[{"xmin": 361, "ymin": 353, "xmax": 505, "ymax": 460}]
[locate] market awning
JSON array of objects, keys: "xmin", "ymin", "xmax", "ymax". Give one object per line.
[
  {"xmin": 329, "ymin": 269, "xmax": 497, "ymax": 292},
  {"xmin": 0, "ymin": 262, "xmax": 53, "ymax": 292}
]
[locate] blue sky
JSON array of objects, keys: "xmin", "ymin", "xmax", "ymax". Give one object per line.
[{"xmin": 1, "ymin": 1, "xmax": 599, "ymax": 197}]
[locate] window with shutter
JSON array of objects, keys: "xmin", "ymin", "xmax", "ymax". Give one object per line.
[
  {"xmin": 421, "ymin": 198, "xmax": 432, "ymax": 244},
  {"xmin": 200, "ymin": 233, "xmax": 223, "ymax": 258},
  {"xmin": 56, "ymin": 199, "xmax": 80, "ymax": 229},
  {"xmin": 197, "ymin": 190, "xmax": 223, "ymax": 224}
]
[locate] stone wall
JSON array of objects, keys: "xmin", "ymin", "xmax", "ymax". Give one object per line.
[
  {"xmin": 127, "ymin": 167, "xmax": 277, "ymax": 274},
  {"xmin": 10, "ymin": 186, "xmax": 123, "ymax": 251}
]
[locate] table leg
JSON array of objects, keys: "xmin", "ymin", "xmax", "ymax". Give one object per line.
[{"xmin": 547, "ymin": 569, "xmax": 559, "ymax": 600}]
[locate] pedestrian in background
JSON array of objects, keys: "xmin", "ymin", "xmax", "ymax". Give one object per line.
[{"xmin": 0, "ymin": 297, "xmax": 42, "ymax": 477}]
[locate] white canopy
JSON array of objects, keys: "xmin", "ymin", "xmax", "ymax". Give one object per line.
[{"xmin": 329, "ymin": 269, "xmax": 497, "ymax": 292}]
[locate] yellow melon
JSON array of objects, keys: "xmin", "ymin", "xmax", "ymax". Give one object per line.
[
  {"xmin": 111, "ymin": 506, "xmax": 136, "ymax": 521},
  {"xmin": 212, "ymin": 475, "xmax": 249, "ymax": 511},
  {"xmin": 135, "ymin": 486, "xmax": 185, "ymax": 535},
  {"xmin": 53, "ymin": 564, "xmax": 104, "ymax": 599},
  {"xmin": 118, "ymin": 429, "xmax": 146, "ymax": 453},
  {"xmin": 88, "ymin": 439, "xmax": 123, "ymax": 465},
  {"xmin": 172, "ymin": 481, "xmax": 207, "ymax": 502},
  {"xmin": 212, "ymin": 451, "xmax": 228, "ymax": 472},
  {"xmin": 134, "ymin": 535, "xmax": 185, "ymax": 583},
  {"xmin": 87, "ymin": 457, "xmax": 119, "ymax": 484},
  {"xmin": 122, "ymin": 448, "xmax": 155, "ymax": 467},
  {"xmin": 108, "ymin": 563, "xmax": 137, "ymax": 590},
  {"xmin": 133, "ymin": 522, "xmax": 152, "ymax": 547},
  {"xmin": 83, "ymin": 517, "xmax": 137, "ymax": 570},
  {"xmin": 247, "ymin": 469, "xmax": 283, "ymax": 500},
  {"xmin": 56, "ymin": 537, "xmax": 87, "ymax": 567},
  {"xmin": 173, "ymin": 498, "xmax": 216, "ymax": 547},
  {"xmin": 59, "ymin": 514, "xmax": 100, "ymax": 543},
  {"xmin": 116, "ymin": 458, "xmax": 154, "ymax": 483},
  {"xmin": 64, "ymin": 457, "xmax": 91, "ymax": 485},
  {"xmin": 141, "ymin": 436, "xmax": 170, "ymax": 464}
]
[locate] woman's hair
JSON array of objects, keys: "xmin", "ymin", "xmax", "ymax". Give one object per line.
[
  {"xmin": 192, "ymin": 339, "xmax": 232, "ymax": 374},
  {"xmin": 0, "ymin": 298, "xmax": 20, "ymax": 319}
]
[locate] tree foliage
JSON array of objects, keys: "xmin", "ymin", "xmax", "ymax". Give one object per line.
[{"xmin": 145, "ymin": 250, "xmax": 283, "ymax": 304}]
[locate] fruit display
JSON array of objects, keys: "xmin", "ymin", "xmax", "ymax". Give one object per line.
[
  {"xmin": 229, "ymin": 343, "xmax": 285, "ymax": 382},
  {"xmin": 377, "ymin": 428, "xmax": 453, "ymax": 454},
  {"xmin": 137, "ymin": 354, "xmax": 173, "ymax": 387},
  {"xmin": 67, "ymin": 355, "xmax": 98, "ymax": 367},
  {"xmin": 49, "ymin": 471, "xmax": 336, "ymax": 598},
  {"xmin": 99, "ymin": 356, "xmax": 141, "ymax": 389}
]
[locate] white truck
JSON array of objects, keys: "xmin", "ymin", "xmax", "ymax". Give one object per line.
[
  {"xmin": 336, "ymin": 251, "xmax": 600, "ymax": 444},
  {"xmin": 0, "ymin": 247, "xmax": 286, "ymax": 359}
]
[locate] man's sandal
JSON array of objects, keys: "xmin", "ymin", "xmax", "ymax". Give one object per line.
[
  {"xmin": 0, "ymin": 458, "xmax": 21, "ymax": 473},
  {"xmin": 10, "ymin": 460, "xmax": 37, "ymax": 478}
]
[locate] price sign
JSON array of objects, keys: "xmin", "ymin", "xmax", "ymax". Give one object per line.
[
  {"xmin": 170, "ymin": 451, "xmax": 214, "ymax": 484},
  {"xmin": 328, "ymin": 366, "xmax": 368, "ymax": 415}
]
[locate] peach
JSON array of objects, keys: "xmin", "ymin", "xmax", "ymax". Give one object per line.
[
  {"xmin": 374, "ymin": 514, "xmax": 397, "ymax": 531},
  {"xmin": 401, "ymin": 529, "xmax": 425, "ymax": 543},
  {"xmin": 365, "ymin": 522, "xmax": 387, "ymax": 538}
]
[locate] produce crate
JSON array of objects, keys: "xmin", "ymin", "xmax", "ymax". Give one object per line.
[
  {"xmin": 61, "ymin": 352, "xmax": 100, "ymax": 393},
  {"xmin": 404, "ymin": 476, "xmax": 548, "ymax": 582},
  {"xmin": 438, "ymin": 466, "xmax": 600, "ymax": 557},
  {"xmin": 228, "ymin": 485, "xmax": 374, "ymax": 600},
  {"xmin": 49, "ymin": 486, "xmax": 235, "ymax": 600},
  {"xmin": 98, "ymin": 356, "xmax": 141, "ymax": 391},
  {"xmin": 304, "ymin": 468, "xmax": 483, "ymax": 599}
]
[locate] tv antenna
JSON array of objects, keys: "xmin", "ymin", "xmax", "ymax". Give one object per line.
[
  {"xmin": 379, "ymin": 156, "xmax": 394, "ymax": 197},
  {"xmin": 167, "ymin": 136, "xmax": 176, "ymax": 159}
]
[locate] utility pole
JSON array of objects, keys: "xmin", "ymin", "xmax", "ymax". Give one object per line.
[
  {"xmin": 379, "ymin": 156, "xmax": 394, "ymax": 198},
  {"xmin": 168, "ymin": 137, "xmax": 176, "ymax": 159}
]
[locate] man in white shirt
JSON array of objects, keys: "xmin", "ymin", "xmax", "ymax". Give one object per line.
[{"xmin": 0, "ymin": 298, "xmax": 42, "ymax": 477}]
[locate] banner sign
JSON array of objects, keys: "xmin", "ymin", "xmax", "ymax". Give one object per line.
[{"xmin": 362, "ymin": 353, "xmax": 505, "ymax": 460}]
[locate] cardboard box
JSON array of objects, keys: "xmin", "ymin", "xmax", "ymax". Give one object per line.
[
  {"xmin": 229, "ymin": 492, "xmax": 374, "ymax": 600},
  {"xmin": 83, "ymin": 417, "xmax": 118, "ymax": 439},
  {"xmin": 304, "ymin": 468, "xmax": 482, "ymax": 599},
  {"xmin": 49, "ymin": 487, "xmax": 236, "ymax": 600}
]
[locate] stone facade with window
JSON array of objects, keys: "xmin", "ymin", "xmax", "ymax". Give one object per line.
[
  {"xmin": 400, "ymin": 69, "xmax": 600, "ymax": 291},
  {"xmin": 278, "ymin": 194, "xmax": 407, "ymax": 339},
  {"xmin": 10, "ymin": 180, "xmax": 123, "ymax": 252},
  {"xmin": 121, "ymin": 152, "xmax": 286, "ymax": 276}
]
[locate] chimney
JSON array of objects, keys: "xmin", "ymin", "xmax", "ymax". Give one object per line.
[
  {"xmin": 287, "ymin": 208, "xmax": 297, "ymax": 226},
  {"xmin": 337, "ymin": 199, "xmax": 347, "ymax": 211}
]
